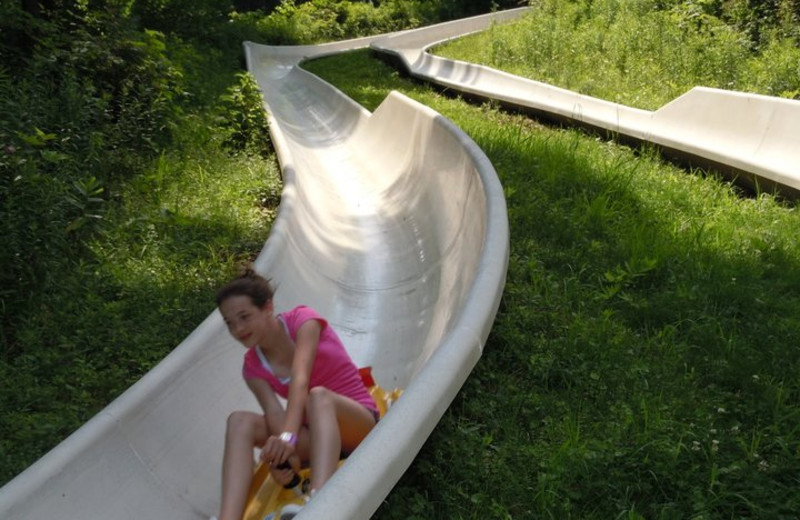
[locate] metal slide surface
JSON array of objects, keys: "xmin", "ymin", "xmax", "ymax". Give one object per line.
[
  {"xmin": 0, "ymin": 25, "xmax": 509, "ymax": 520},
  {"xmin": 371, "ymin": 8, "xmax": 800, "ymax": 196}
]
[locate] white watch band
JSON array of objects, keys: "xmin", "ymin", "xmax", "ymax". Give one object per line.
[{"xmin": 279, "ymin": 431, "xmax": 297, "ymax": 446}]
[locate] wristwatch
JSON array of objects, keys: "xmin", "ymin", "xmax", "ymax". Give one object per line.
[{"xmin": 279, "ymin": 431, "xmax": 297, "ymax": 446}]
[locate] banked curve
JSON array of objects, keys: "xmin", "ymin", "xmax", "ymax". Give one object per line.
[{"xmin": 243, "ymin": 36, "xmax": 510, "ymax": 518}]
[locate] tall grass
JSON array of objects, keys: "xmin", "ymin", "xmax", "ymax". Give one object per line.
[
  {"xmin": 435, "ymin": 0, "xmax": 800, "ymax": 109},
  {"xmin": 303, "ymin": 45, "xmax": 800, "ymax": 518},
  {"xmin": 224, "ymin": 0, "xmax": 521, "ymax": 46}
]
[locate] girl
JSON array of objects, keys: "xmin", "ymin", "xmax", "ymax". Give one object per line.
[{"xmin": 213, "ymin": 269, "xmax": 378, "ymax": 520}]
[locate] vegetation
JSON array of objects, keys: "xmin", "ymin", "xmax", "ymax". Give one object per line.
[
  {"xmin": 0, "ymin": 5, "xmax": 279, "ymax": 485},
  {"xmin": 436, "ymin": 0, "xmax": 800, "ymax": 109},
  {"xmin": 301, "ymin": 4, "xmax": 800, "ymax": 517},
  {"xmin": 3, "ymin": 0, "xmax": 799, "ymax": 517}
]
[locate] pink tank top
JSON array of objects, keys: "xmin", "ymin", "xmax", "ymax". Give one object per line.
[{"xmin": 242, "ymin": 306, "xmax": 377, "ymax": 413}]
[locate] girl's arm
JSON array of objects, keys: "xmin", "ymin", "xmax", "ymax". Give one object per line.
[
  {"xmin": 260, "ymin": 319, "xmax": 321, "ymax": 471},
  {"xmin": 246, "ymin": 377, "xmax": 298, "ymax": 485},
  {"xmin": 282, "ymin": 318, "xmax": 322, "ymax": 437},
  {"xmin": 246, "ymin": 377, "xmax": 285, "ymax": 431}
]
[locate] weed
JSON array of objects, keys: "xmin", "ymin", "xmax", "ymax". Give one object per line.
[
  {"xmin": 65, "ymin": 176, "xmax": 106, "ymax": 235},
  {"xmin": 217, "ymin": 72, "xmax": 272, "ymax": 158}
]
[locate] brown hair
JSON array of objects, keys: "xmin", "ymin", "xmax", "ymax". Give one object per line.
[{"xmin": 216, "ymin": 267, "xmax": 275, "ymax": 308}]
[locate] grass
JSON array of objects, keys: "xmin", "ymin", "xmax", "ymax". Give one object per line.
[
  {"xmin": 303, "ymin": 46, "xmax": 800, "ymax": 518},
  {"xmin": 434, "ymin": 0, "xmax": 800, "ymax": 109}
]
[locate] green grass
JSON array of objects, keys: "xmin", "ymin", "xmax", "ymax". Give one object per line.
[
  {"xmin": 0, "ymin": 120, "xmax": 281, "ymax": 484},
  {"xmin": 303, "ymin": 47, "xmax": 800, "ymax": 518},
  {"xmin": 434, "ymin": 0, "xmax": 800, "ymax": 110}
]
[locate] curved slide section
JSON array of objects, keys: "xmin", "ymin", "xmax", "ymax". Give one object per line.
[
  {"xmin": 372, "ymin": 8, "xmax": 800, "ymax": 197},
  {"xmin": 0, "ymin": 30, "xmax": 509, "ymax": 520}
]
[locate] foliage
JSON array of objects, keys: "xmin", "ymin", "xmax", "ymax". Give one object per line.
[
  {"xmin": 216, "ymin": 72, "xmax": 272, "ymax": 158},
  {"xmin": 65, "ymin": 176, "xmax": 107, "ymax": 235},
  {"xmin": 717, "ymin": 0, "xmax": 800, "ymax": 47},
  {"xmin": 225, "ymin": 0, "xmax": 524, "ymax": 46},
  {"xmin": 0, "ymin": 3, "xmax": 186, "ymax": 362},
  {"xmin": 133, "ymin": 0, "xmax": 234, "ymax": 39},
  {"xmin": 2, "ymin": 7, "xmax": 184, "ymax": 162},
  {"xmin": 0, "ymin": 128, "xmax": 282, "ymax": 483},
  {"xmin": 231, "ymin": 0, "xmax": 434, "ymax": 45},
  {"xmin": 745, "ymin": 35, "xmax": 800, "ymax": 98},
  {"xmin": 434, "ymin": 0, "xmax": 524, "ymax": 19},
  {"xmin": 0, "ymin": 0, "xmax": 275, "ymax": 484},
  {"xmin": 435, "ymin": 0, "xmax": 800, "ymax": 109}
]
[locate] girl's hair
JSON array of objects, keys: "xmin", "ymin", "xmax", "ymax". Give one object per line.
[{"xmin": 216, "ymin": 267, "xmax": 275, "ymax": 308}]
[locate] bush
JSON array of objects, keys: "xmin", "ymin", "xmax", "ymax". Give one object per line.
[
  {"xmin": 435, "ymin": 0, "xmax": 525, "ymax": 19},
  {"xmin": 4, "ymin": 6, "xmax": 185, "ymax": 177},
  {"xmin": 0, "ymin": 3, "xmax": 186, "ymax": 364},
  {"xmin": 216, "ymin": 71, "xmax": 272, "ymax": 157},
  {"xmin": 236, "ymin": 0, "xmax": 443, "ymax": 45},
  {"xmin": 133, "ymin": 0, "xmax": 234, "ymax": 39},
  {"xmin": 745, "ymin": 32, "xmax": 800, "ymax": 98}
]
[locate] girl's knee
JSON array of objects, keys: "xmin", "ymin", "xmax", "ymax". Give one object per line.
[
  {"xmin": 226, "ymin": 411, "xmax": 260, "ymax": 437},
  {"xmin": 306, "ymin": 386, "xmax": 334, "ymax": 414}
]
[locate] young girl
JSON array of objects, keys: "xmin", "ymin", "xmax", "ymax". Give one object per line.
[{"xmin": 213, "ymin": 269, "xmax": 378, "ymax": 520}]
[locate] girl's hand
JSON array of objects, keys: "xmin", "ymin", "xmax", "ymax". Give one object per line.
[
  {"xmin": 260, "ymin": 434, "xmax": 299, "ymax": 471},
  {"xmin": 268, "ymin": 461, "xmax": 296, "ymax": 487}
]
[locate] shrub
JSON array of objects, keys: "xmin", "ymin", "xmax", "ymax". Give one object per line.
[
  {"xmin": 133, "ymin": 0, "xmax": 234, "ymax": 39},
  {"xmin": 216, "ymin": 71, "xmax": 272, "ymax": 157},
  {"xmin": 236, "ymin": 0, "xmax": 451, "ymax": 46},
  {"xmin": 745, "ymin": 33, "xmax": 800, "ymax": 98},
  {"xmin": 0, "ymin": 3, "xmax": 186, "ymax": 367}
]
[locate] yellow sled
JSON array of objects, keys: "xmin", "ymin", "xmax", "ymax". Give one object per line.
[{"xmin": 243, "ymin": 368, "xmax": 401, "ymax": 520}]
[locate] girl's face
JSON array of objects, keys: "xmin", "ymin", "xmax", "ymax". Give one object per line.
[{"xmin": 219, "ymin": 295, "xmax": 274, "ymax": 349}]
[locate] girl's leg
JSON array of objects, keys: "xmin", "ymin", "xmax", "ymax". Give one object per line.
[
  {"xmin": 304, "ymin": 387, "xmax": 376, "ymax": 491},
  {"xmin": 218, "ymin": 411, "xmax": 268, "ymax": 520}
]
